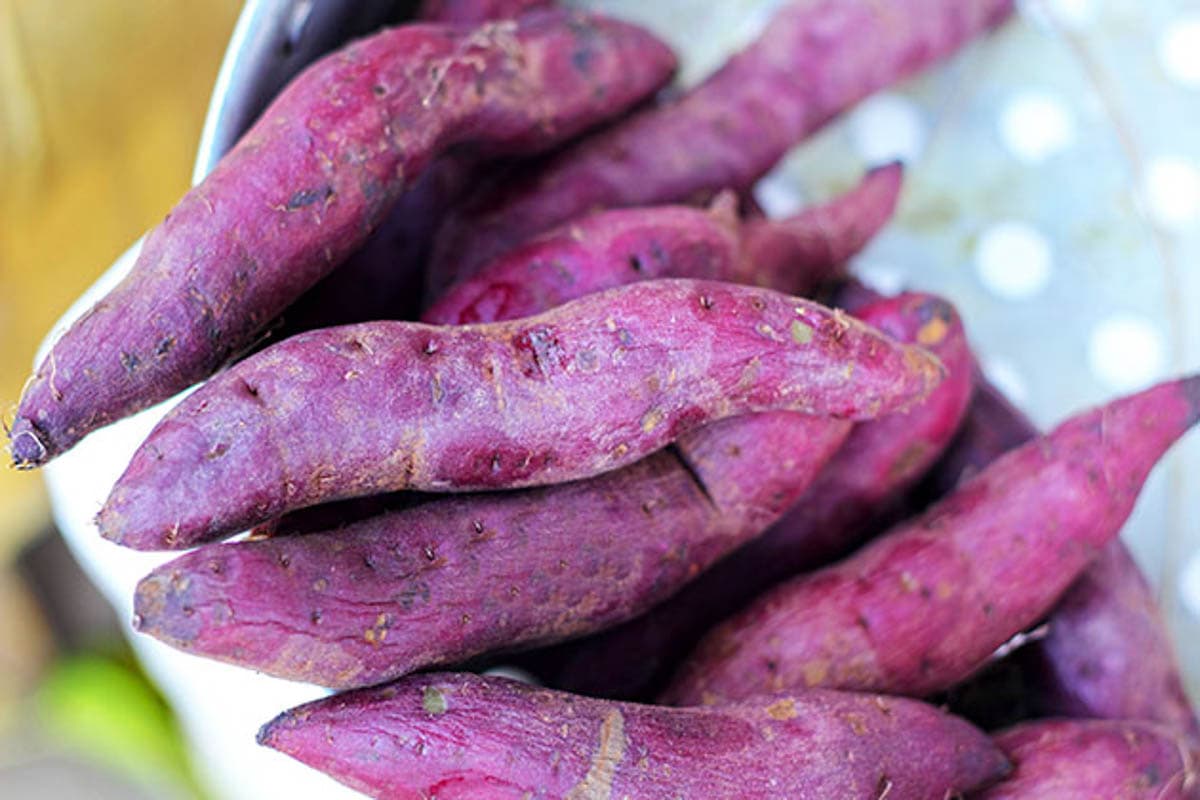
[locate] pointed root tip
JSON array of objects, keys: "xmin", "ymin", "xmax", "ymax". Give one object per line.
[
  {"xmin": 9, "ymin": 422, "xmax": 49, "ymax": 469},
  {"xmin": 1181, "ymin": 373, "xmax": 1200, "ymax": 428},
  {"xmin": 257, "ymin": 709, "xmax": 302, "ymax": 750},
  {"xmin": 867, "ymin": 160, "xmax": 905, "ymax": 180}
]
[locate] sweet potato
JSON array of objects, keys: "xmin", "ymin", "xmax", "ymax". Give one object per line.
[
  {"xmin": 9, "ymin": 9, "xmax": 677, "ymax": 466},
  {"xmin": 99, "ymin": 279, "xmax": 941, "ymax": 550},
  {"xmin": 923, "ymin": 379, "xmax": 1200, "ymax": 740},
  {"xmin": 663, "ymin": 375, "xmax": 1200, "ymax": 705},
  {"xmin": 136, "ymin": 222, "xmax": 942, "ymax": 683},
  {"xmin": 257, "ymin": 672, "xmax": 1010, "ymax": 799},
  {"xmin": 909, "ymin": 374, "xmax": 1040, "ymax": 504},
  {"xmin": 133, "ymin": 410, "xmax": 848, "ymax": 687},
  {"xmin": 1021, "ymin": 542, "xmax": 1200, "ymax": 743},
  {"xmin": 425, "ymin": 0, "xmax": 1014, "ymax": 294},
  {"xmin": 514, "ymin": 289, "xmax": 973, "ymax": 700},
  {"xmin": 423, "ymin": 164, "xmax": 902, "ymax": 325},
  {"xmin": 978, "ymin": 720, "xmax": 1198, "ymax": 799}
]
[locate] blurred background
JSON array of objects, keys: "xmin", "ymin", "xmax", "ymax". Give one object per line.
[
  {"xmin": 0, "ymin": 1, "xmax": 238, "ymax": 796},
  {"xmin": 2, "ymin": 1, "xmax": 1199, "ymax": 798}
]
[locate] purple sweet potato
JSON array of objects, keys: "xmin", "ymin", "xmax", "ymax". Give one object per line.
[
  {"xmin": 923, "ymin": 379, "xmax": 1200, "ymax": 740},
  {"xmin": 910, "ymin": 373, "xmax": 1040, "ymax": 503},
  {"xmin": 1022, "ymin": 543, "xmax": 1200, "ymax": 743},
  {"xmin": 133, "ymin": 410, "xmax": 849, "ymax": 687},
  {"xmin": 663, "ymin": 375, "xmax": 1200, "ymax": 705},
  {"xmin": 423, "ymin": 164, "xmax": 902, "ymax": 325},
  {"xmin": 426, "ymin": 0, "xmax": 1013, "ymax": 294},
  {"xmin": 99, "ymin": 279, "xmax": 942, "ymax": 550},
  {"xmin": 9, "ymin": 10, "xmax": 677, "ymax": 466},
  {"xmin": 258, "ymin": 672, "xmax": 1010, "ymax": 799},
  {"xmin": 515, "ymin": 289, "xmax": 973, "ymax": 700},
  {"xmin": 978, "ymin": 720, "xmax": 1198, "ymax": 799}
]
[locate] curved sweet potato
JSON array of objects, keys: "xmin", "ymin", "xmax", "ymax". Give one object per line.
[
  {"xmin": 10, "ymin": 9, "xmax": 676, "ymax": 466},
  {"xmin": 257, "ymin": 672, "xmax": 1010, "ymax": 799},
  {"xmin": 924, "ymin": 379, "xmax": 1200, "ymax": 741},
  {"xmin": 978, "ymin": 720, "xmax": 1198, "ymax": 799},
  {"xmin": 426, "ymin": 0, "xmax": 1013, "ymax": 294},
  {"xmin": 664, "ymin": 375, "xmax": 1200, "ymax": 704},
  {"xmin": 100, "ymin": 279, "xmax": 942, "ymax": 550},
  {"xmin": 133, "ymin": 410, "xmax": 848, "ymax": 687},
  {"xmin": 424, "ymin": 164, "xmax": 902, "ymax": 325},
  {"xmin": 515, "ymin": 289, "xmax": 973, "ymax": 700}
]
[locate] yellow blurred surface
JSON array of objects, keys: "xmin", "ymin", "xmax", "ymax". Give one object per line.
[{"xmin": 0, "ymin": 0, "xmax": 241, "ymax": 558}]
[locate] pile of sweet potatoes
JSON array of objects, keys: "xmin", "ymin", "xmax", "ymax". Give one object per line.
[{"xmin": 11, "ymin": 1, "xmax": 1200, "ymax": 798}]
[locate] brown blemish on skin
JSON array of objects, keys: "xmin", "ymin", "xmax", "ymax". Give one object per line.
[
  {"xmin": 916, "ymin": 315, "xmax": 949, "ymax": 347},
  {"xmin": 566, "ymin": 709, "xmax": 626, "ymax": 800},
  {"xmin": 641, "ymin": 408, "xmax": 665, "ymax": 434},
  {"xmin": 802, "ymin": 660, "xmax": 829, "ymax": 687},
  {"xmin": 765, "ymin": 698, "xmax": 797, "ymax": 720},
  {"xmin": 422, "ymin": 685, "xmax": 448, "ymax": 715},
  {"xmin": 791, "ymin": 320, "xmax": 814, "ymax": 345}
]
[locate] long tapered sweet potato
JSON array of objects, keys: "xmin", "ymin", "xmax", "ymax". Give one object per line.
[
  {"xmin": 100, "ymin": 279, "xmax": 942, "ymax": 550},
  {"xmin": 923, "ymin": 379, "xmax": 1200, "ymax": 740},
  {"xmin": 515, "ymin": 289, "xmax": 973, "ymax": 699},
  {"xmin": 257, "ymin": 672, "xmax": 1010, "ymax": 799},
  {"xmin": 9, "ymin": 10, "xmax": 677, "ymax": 467},
  {"xmin": 425, "ymin": 0, "xmax": 1013, "ymax": 294},
  {"xmin": 663, "ymin": 375, "xmax": 1200, "ymax": 705},
  {"xmin": 977, "ymin": 720, "xmax": 1198, "ymax": 799},
  {"xmin": 133, "ymin": 410, "xmax": 848, "ymax": 687},
  {"xmin": 424, "ymin": 164, "xmax": 902, "ymax": 325}
]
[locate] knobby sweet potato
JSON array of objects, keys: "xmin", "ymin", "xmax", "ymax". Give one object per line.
[
  {"xmin": 134, "ymin": 410, "xmax": 848, "ymax": 687},
  {"xmin": 514, "ymin": 289, "xmax": 973, "ymax": 700},
  {"xmin": 10, "ymin": 9, "xmax": 676, "ymax": 466},
  {"xmin": 663, "ymin": 375, "xmax": 1200, "ymax": 705},
  {"xmin": 257, "ymin": 672, "xmax": 1010, "ymax": 799},
  {"xmin": 426, "ymin": 0, "xmax": 1014, "ymax": 294},
  {"xmin": 100, "ymin": 279, "xmax": 942, "ymax": 550},
  {"xmin": 924, "ymin": 379, "xmax": 1200, "ymax": 741},
  {"xmin": 424, "ymin": 163, "xmax": 902, "ymax": 325},
  {"xmin": 978, "ymin": 720, "xmax": 1198, "ymax": 799}
]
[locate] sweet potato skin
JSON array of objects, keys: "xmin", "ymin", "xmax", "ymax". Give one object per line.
[
  {"xmin": 924, "ymin": 379, "xmax": 1200, "ymax": 740},
  {"xmin": 419, "ymin": 0, "xmax": 553, "ymax": 24},
  {"xmin": 134, "ymin": 410, "xmax": 848, "ymax": 688},
  {"xmin": 978, "ymin": 720, "xmax": 1198, "ymax": 799},
  {"xmin": 10, "ymin": 10, "xmax": 677, "ymax": 466},
  {"xmin": 275, "ymin": 0, "xmax": 559, "ymax": 335},
  {"xmin": 1022, "ymin": 542, "xmax": 1200, "ymax": 743},
  {"xmin": 100, "ymin": 279, "xmax": 941, "ymax": 550},
  {"xmin": 738, "ymin": 162, "xmax": 903, "ymax": 294},
  {"xmin": 423, "ymin": 199, "xmax": 744, "ymax": 325},
  {"xmin": 257, "ymin": 672, "xmax": 1010, "ymax": 799},
  {"xmin": 515, "ymin": 290, "xmax": 973, "ymax": 700},
  {"xmin": 427, "ymin": 0, "xmax": 1013, "ymax": 293},
  {"xmin": 664, "ymin": 376, "xmax": 1200, "ymax": 704},
  {"xmin": 424, "ymin": 164, "xmax": 902, "ymax": 325}
]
